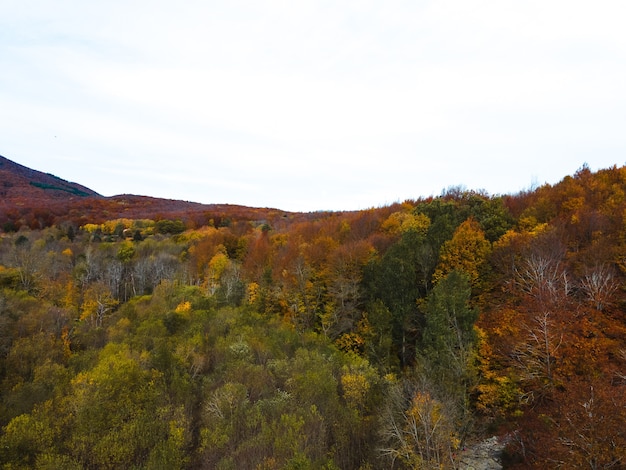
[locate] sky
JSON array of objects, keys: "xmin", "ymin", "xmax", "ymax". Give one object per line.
[{"xmin": 1, "ymin": 1, "xmax": 626, "ymax": 212}]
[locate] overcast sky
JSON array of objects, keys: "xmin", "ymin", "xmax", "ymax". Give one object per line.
[{"xmin": 1, "ymin": 1, "xmax": 625, "ymax": 212}]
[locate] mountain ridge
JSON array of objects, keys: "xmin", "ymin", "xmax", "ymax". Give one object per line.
[
  {"xmin": 0, "ymin": 155, "xmax": 101, "ymax": 200},
  {"xmin": 0, "ymin": 155, "xmax": 300, "ymax": 230}
]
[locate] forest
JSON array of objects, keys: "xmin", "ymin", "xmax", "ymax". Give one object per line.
[{"xmin": 0, "ymin": 164, "xmax": 625, "ymax": 469}]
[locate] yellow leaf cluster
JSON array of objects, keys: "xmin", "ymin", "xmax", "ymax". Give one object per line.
[
  {"xmin": 433, "ymin": 218, "xmax": 490, "ymax": 285},
  {"xmin": 208, "ymin": 249, "xmax": 229, "ymax": 281},
  {"xmin": 381, "ymin": 211, "xmax": 430, "ymax": 236},
  {"xmin": 341, "ymin": 371, "xmax": 370, "ymax": 411},
  {"xmin": 335, "ymin": 332, "xmax": 365, "ymax": 354},
  {"xmin": 247, "ymin": 282, "xmax": 260, "ymax": 305},
  {"xmin": 175, "ymin": 301, "xmax": 192, "ymax": 314}
]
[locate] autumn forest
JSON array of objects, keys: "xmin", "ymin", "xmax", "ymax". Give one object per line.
[{"xmin": 0, "ymin": 158, "xmax": 625, "ymax": 469}]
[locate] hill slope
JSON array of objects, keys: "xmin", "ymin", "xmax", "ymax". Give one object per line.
[
  {"xmin": 0, "ymin": 155, "xmax": 101, "ymax": 200},
  {"xmin": 0, "ymin": 155, "xmax": 298, "ymax": 230}
]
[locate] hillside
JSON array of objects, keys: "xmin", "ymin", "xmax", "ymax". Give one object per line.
[
  {"xmin": 0, "ymin": 155, "xmax": 298, "ymax": 231},
  {"xmin": 0, "ymin": 155, "xmax": 101, "ymax": 200},
  {"xmin": 0, "ymin": 160, "xmax": 625, "ymax": 468}
]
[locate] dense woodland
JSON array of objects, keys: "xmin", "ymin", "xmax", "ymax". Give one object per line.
[{"xmin": 0, "ymin": 164, "xmax": 625, "ymax": 469}]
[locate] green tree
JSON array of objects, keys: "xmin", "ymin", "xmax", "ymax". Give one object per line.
[
  {"xmin": 416, "ymin": 198, "xmax": 465, "ymax": 252},
  {"xmin": 421, "ymin": 270, "xmax": 477, "ymax": 375},
  {"xmin": 155, "ymin": 219, "xmax": 186, "ymax": 235},
  {"xmin": 419, "ymin": 270, "xmax": 479, "ymax": 430},
  {"xmin": 68, "ymin": 343, "xmax": 186, "ymax": 468},
  {"xmin": 365, "ymin": 228, "xmax": 434, "ymax": 367}
]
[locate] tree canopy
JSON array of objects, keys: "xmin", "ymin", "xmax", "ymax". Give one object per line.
[{"xmin": 1, "ymin": 165, "xmax": 625, "ymax": 468}]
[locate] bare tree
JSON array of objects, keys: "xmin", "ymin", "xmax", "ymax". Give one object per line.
[
  {"xmin": 578, "ymin": 263, "xmax": 618, "ymax": 311},
  {"xmin": 380, "ymin": 380, "xmax": 459, "ymax": 469},
  {"xmin": 80, "ymin": 282, "xmax": 118, "ymax": 328},
  {"xmin": 514, "ymin": 254, "xmax": 571, "ymax": 307},
  {"xmin": 7, "ymin": 234, "xmax": 41, "ymax": 291},
  {"xmin": 220, "ymin": 262, "xmax": 244, "ymax": 305},
  {"xmin": 512, "ymin": 311, "xmax": 563, "ymax": 403}
]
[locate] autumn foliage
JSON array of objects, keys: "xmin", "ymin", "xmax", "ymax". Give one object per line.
[{"xmin": 0, "ymin": 161, "xmax": 625, "ymax": 468}]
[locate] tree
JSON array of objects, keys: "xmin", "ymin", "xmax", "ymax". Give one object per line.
[
  {"xmin": 419, "ymin": 270, "xmax": 479, "ymax": 426},
  {"xmin": 432, "ymin": 218, "xmax": 491, "ymax": 287},
  {"xmin": 557, "ymin": 384, "xmax": 626, "ymax": 469},
  {"xmin": 0, "ymin": 411, "xmax": 59, "ymax": 467},
  {"xmin": 578, "ymin": 263, "xmax": 618, "ymax": 311},
  {"xmin": 416, "ymin": 198, "xmax": 465, "ymax": 251},
  {"xmin": 155, "ymin": 219, "xmax": 185, "ymax": 235},
  {"xmin": 380, "ymin": 380, "xmax": 459, "ymax": 469},
  {"xmin": 80, "ymin": 282, "xmax": 118, "ymax": 328},
  {"xmin": 206, "ymin": 245, "xmax": 229, "ymax": 296},
  {"xmin": 68, "ymin": 343, "xmax": 186, "ymax": 468},
  {"xmin": 421, "ymin": 270, "xmax": 478, "ymax": 375},
  {"xmin": 381, "ymin": 211, "xmax": 430, "ymax": 237},
  {"xmin": 7, "ymin": 233, "xmax": 41, "ymax": 291},
  {"xmin": 365, "ymin": 228, "xmax": 432, "ymax": 367},
  {"xmin": 512, "ymin": 310, "xmax": 563, "ymax": 403},
  {"xmin": 514, "ymin": 253, "xmax": 571, "ymax": 308},
  {"xmin": 322, "ymin": 240, "xmax": 372, "ymax": 340}
]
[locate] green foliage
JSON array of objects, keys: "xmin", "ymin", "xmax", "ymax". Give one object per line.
[
  {"xmin": 0, "ymin": 267, "xmax": 20, "ymax": 288},
  {"xmin": 116, "ymin": 242, "xmax": 136, "ymax": 262},
  {"xmin": 416, "ymin": 190, "xmax": 513, "ymax": 246},
  {"xmin": 420, "ymin": 270, "xmax": 478, "ymax": 372},
  {"xmin": 155, "ymin": 219, "xmax": 186, "ymax": 235},
  {"xmin": 417, "ymin": 270, "xmax": 479, "ymax": 435},
  {"xmin": 365, "ymin": 228, "xmax": 433, "ymax": 367},
  {"xmin": 417, "ymin": 198, "xmax": 465, "ymax": 250},
  {"xmin": 0, "ymin": 412, "xmax": 56, "ymax": 467},
  {"xmin": 29, "ymin": 181, "xmax": 91, "ymax": 197}
]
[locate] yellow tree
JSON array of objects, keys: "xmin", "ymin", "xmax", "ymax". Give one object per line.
[
  {"xmin": 432, "ymin": 218, "xmax": 491, "ymax": 287},
  {"xmin": 80, "ymin": 282, "xmax": 118, "ymax": 328},
  {"xmin": 206, "ymin": 245, "xmax": 230, "ymax": 296},
  {"xmin": 381, "ymin": 211, "xmax": 431, "ymax": 237}
]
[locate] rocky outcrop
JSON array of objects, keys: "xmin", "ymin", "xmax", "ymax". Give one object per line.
[{"xmin": 458, "ymin": 436, "xmax": 506, "ymax": 470}]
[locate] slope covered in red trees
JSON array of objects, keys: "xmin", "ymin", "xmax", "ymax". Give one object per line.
[
  {"xmin": 0, "ymin": 155, "xmax": 300, "ymax": 231},
  {"xmin": 0, "ymin": 155, "xmax": 100, "ymax": 200}
]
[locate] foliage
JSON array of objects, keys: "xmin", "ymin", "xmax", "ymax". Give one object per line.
[
  {"xmin": 1, "ymin": 164, "xmax": 626, "ymax": 468},
  {"xmin": 432, "ymin": 218, "xmax": 491, "ymax": 287}
]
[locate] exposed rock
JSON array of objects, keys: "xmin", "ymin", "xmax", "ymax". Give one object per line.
[{"xmin": 458, "ymin": 436, "xmax": 506, "ymax": 470}]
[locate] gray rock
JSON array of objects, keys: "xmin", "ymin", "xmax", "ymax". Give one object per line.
[{"xmin": 458, "ymin": 436, "xmax": 506, "ymax": 470}]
